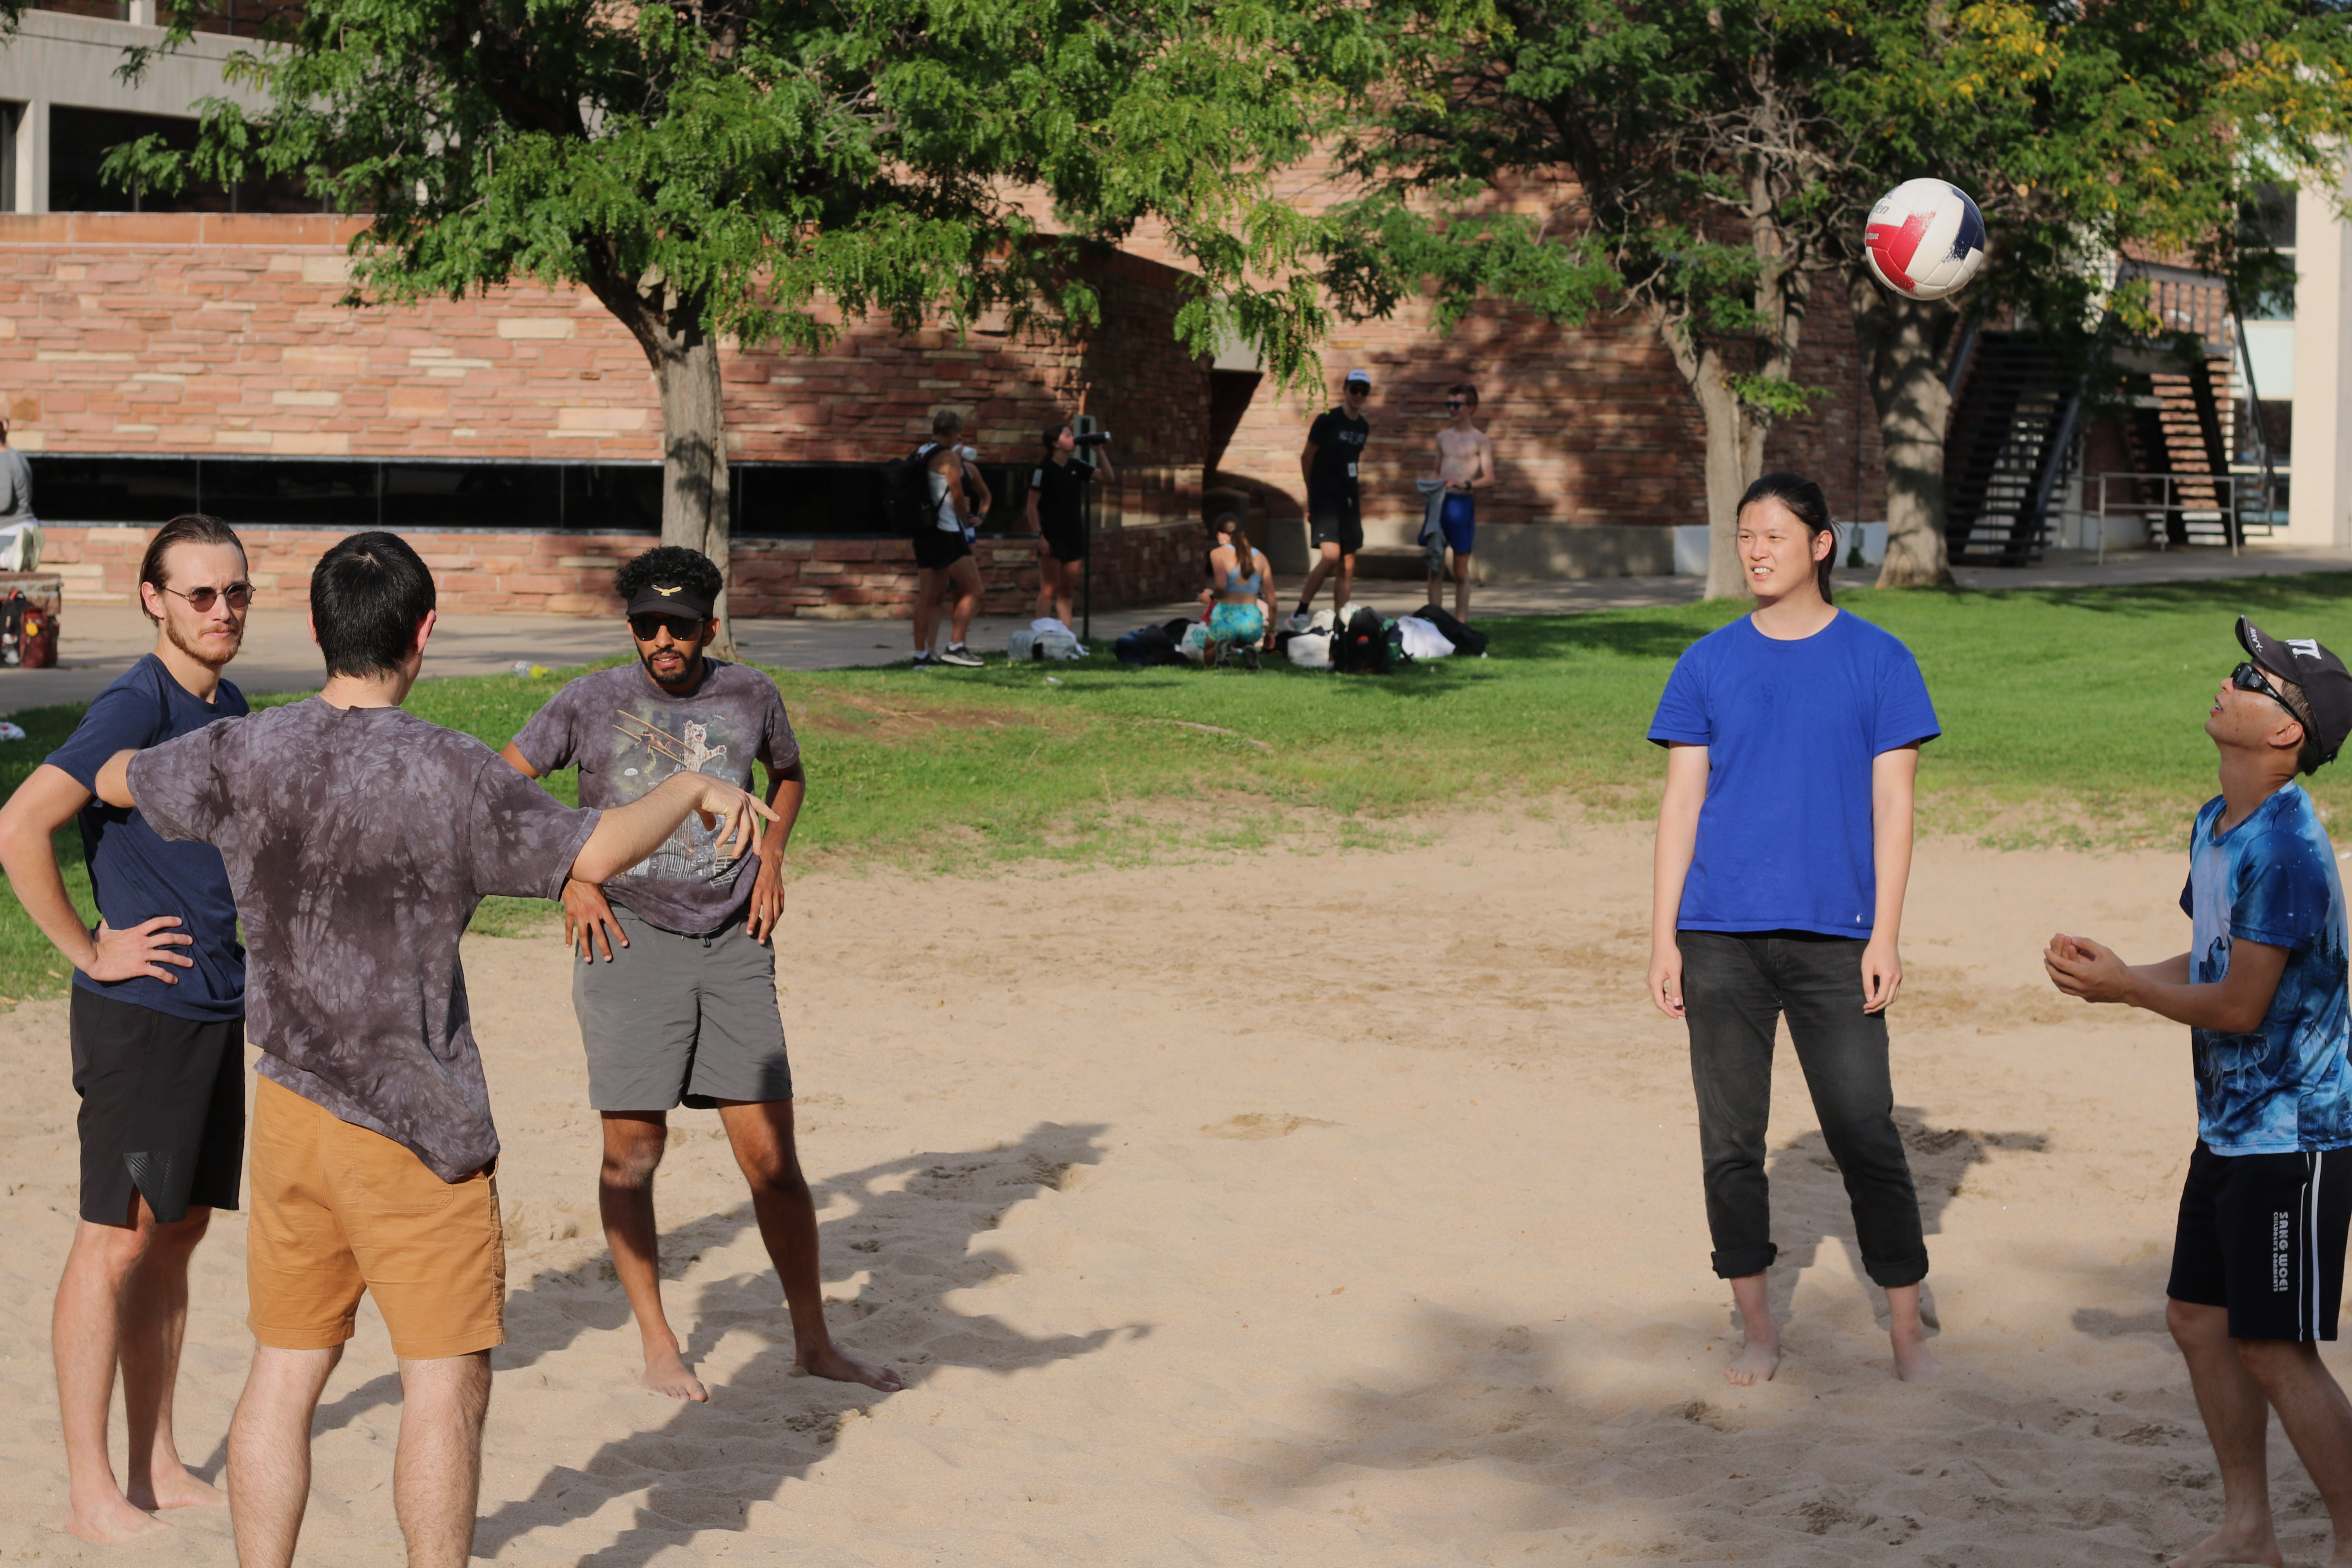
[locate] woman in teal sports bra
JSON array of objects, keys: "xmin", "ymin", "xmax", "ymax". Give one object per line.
[{"xmin": 1205, "ymin": 513, "xmax": 1273, "ymax": 664}]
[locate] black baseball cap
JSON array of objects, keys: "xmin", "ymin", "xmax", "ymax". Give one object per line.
[
  {"xmin": 626, "ymin": 578, "xmax": 715, "ymax": 621},
  {"xmin": 2238, "ymin": 616, "xmax": 2352, "ymax": 767}
]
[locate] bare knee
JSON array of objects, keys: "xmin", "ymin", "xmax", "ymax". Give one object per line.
[
  {"xmin": 600, "ymin": 1123, "xmax": 667, "ymax": 1189},
  {"xmin": 2236, "ymin": 1335, "xmax": 2322, "ymax": 1385},
  {"xmin": 2168, "ymin": 1296, "xmax": 2230, "ymax": 1352}
]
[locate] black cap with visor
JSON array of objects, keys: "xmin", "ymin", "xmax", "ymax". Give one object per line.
[{"xmin": 2238, "ymin": 615, "xmax": 2352, "ymax": 769}]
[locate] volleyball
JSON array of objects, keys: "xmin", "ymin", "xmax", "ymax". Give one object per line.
[{"xmin": 1863, "ymin": 179, "xmax": 1987, "ymax": 302}]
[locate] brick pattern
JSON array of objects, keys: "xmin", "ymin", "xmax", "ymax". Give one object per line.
[
  {"xmin": 1127, "ymin": 158, "xmax": 1889, "ymax": 532},
  {"xmin": 38, "ymin": 517, "xmax": 1209, "ymax": 620}
]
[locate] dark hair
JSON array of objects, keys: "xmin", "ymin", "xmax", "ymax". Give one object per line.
[
  {"xmin": 1447, "ymin": 382, "xmax": 1479, "ymax": 407},
  {"xmin": 932, "ymin": 408, "xmax": 963, "ymax": 438},
  {"xmin": 310, "ymin": 531, "xmax": 436, "ymax": 678},
  {"xmin": 1214, "ymin": 512, "xmax": 1255, "ymax": 582},
  {"xmin": 615, "ymin": 545, "xmax": 723, "ymax": 606},
  {"xmin": 2271, "ymin": 675, "xmax": 2326, "ymax": 776},
  {"xmin": 139, "ymin": 513, "xmax": 245, "ymax": 623},
  {"xmin": 1042, "ymin": 420, "xmax": 1072, "ymax": 453},
  {"xmin": 1735, "ymin": 472, "xmax": 1836, "ymax": 605}
]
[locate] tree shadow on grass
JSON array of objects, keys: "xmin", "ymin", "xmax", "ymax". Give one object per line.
[{"xmin": 470, "ymin": 1121, "xmax": 1136, "ymax": 1567}]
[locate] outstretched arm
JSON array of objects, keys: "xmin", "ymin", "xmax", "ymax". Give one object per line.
[
  {"xmin": 501, "ymin": 740, "xmax": 636, "ymax": 964},
  {"xmin": 0, "ymin": 763, "xmax": 192, "ymax": 983},
  {"xmin": 571, "ymin": 771, "xmax": 775, "ymax": 887},
  {"xmin": 2046, "ymin": 936, "xmax": 2283, "ymax": 1033}
]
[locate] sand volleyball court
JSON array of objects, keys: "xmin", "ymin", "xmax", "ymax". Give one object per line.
[{"xmin": 0, "ymin": 815, "xmax": 2314, "ymax": 1564}]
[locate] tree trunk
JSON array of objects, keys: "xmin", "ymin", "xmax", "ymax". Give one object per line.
[
  {"xmin": 653, "ymin": 316, "xmax": 738, "ymax": 657},
  {"xmin": 1656, "ymin": 321, "xmax": 1773, "ymax": 601},
  {"xmin": 1852, "ymin": 277, "xmax": 1957, "ymax": 589}
]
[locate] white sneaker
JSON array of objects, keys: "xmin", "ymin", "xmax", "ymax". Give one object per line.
[
  {"xmin": 939, "ymin": 645, "xmax": 984, "ymax": 668},
  {"xmin": 1286, "ymin": 612, "xmax": 1310, "ymax": 633}
]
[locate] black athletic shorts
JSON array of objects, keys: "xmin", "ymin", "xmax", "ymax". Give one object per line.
[
  {"xmin": 1309, "ymin": 494, "xmax": 1363, "ymax": 556},
  {"xmin": 2168, "ymin": 1140, "xmax": 2352, "ymax": 1341},
  {"xmin": 69, "ymin": 987, "xmax": 245, "ymax": 1226},
  {"xmin": 913, "ymin": 525, "xmax": 972, "ymax": 571},
  {"xmin": 1040, "ymin": 523, "xmax": 1086, "ymax": 563}
]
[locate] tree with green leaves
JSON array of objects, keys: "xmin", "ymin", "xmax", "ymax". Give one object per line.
[
  {"xmin": 1332, "ymin": 0, "xmax": 2352, "ymax": 597},
  {"xmin": 105, "ymin": 0, "xmax": 1380, "ymax": 642},
  {"xmin": 1819, "ymin": 0, "xmax": 2352, "ymax": 586}
]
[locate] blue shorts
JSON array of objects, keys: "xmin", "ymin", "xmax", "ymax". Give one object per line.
[
  {"xmin": 1207, "ymin": 602, "xmax": 1265, "ymax": 645},
  {"xmin": 1440, "ymin": 493, "xmax": 1475, "ymax": 555}
]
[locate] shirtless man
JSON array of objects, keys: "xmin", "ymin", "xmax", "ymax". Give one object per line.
[
  {"xmin": 0, "ymin": 514, "xmax": 250, "ymax": 1543},
  {"xmin": 1424, "ymin": 382, "xmax": 1493, "ymax": 622}
]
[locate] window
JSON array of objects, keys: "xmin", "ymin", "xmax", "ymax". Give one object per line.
[{"xmin": 49, "ymin": 105, "xmax": 321, "ymax": 213}]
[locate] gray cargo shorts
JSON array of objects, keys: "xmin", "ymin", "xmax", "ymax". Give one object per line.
[{"xmin": 573, "ymin": 904, "xmax": 793, "ymax": 1111}]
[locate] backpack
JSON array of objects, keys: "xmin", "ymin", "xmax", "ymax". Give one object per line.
[
  {"xmin": 1333, "ymin": 606, "xmax": 1391, "ymax": 674},
  {"xmin": 1116, "ymin": 624, "xmax": 1186, "ymax": 667},
  {"xmin": 880, "ymin": 445, "xmax": 938, "ymax": 538},
  {"xmin": 1412, "ymin": 603, "xmax": 1488, "ymax": 657},
  {"xmin": 0, "ymin": 589, "xmax": 50, "ymax": 670}
]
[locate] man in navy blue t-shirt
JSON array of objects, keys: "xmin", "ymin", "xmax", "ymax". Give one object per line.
[{"xmin": 0, "ymin": 514, "xmax": 250, "ymax": 1543}]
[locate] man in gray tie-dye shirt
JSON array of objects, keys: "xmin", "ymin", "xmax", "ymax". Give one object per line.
[{"xmin": 96, "ymin": 533, "xmax": 773, "ymax": 1568}]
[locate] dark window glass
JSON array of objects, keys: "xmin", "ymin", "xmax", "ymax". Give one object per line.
[
  {"xmin": 27, "ymin": 455, "xmax": 200, "ymax": 521},
  {"xmin": 2246, "ymin": 183, "xmax": 2297, "ymax": 251},
  {"xmin": 199, "ymin": 458, "xmax": 374, "ymax": 526},
  {"xmin": 384, "ymin": 463, "xmax": 562, "ymax": 530},
  {"xmin": 31, "ymin": 0, "xmax": 128, "ymax": 19},
  {"xmin": 49, "ymin": 105, "xmax": 321, "ymax": 213}
]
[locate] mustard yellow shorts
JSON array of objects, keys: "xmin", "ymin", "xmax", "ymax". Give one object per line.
[{"xmin": 247, "ymin": 1076, "xmax": 506, "ymax": 1360}]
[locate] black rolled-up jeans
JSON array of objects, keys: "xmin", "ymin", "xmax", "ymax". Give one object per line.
[{"xmin": 1680, "ymin": 929, "xmax": 1929, "ymax": 1289}]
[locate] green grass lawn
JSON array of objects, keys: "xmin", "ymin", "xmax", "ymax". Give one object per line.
[{"xmin": 4, "ymin": 571, "xmax": 2349, "ymax": 1008}]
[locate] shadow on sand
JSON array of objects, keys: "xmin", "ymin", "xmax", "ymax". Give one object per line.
[{"xmin": 465, "ymin": 1119, "xmax": 1133, "ymax": 1565}]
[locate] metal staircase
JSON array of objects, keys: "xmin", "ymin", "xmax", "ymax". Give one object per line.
[{"xmin": 1941, "ymin": 330, "xmax": 2082, "ymax": 566}]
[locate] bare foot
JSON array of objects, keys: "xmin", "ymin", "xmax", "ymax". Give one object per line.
[
  {"xmin": 2167, "ymin": 1526, "xmax": 2284, "ymax": 1568},
  {"xmin": 1724, "ymin": 1336, "xmax": 1781, "ymax": 1387},
  {"xmin": 640, "ymin": 1341, "xmax": 710, "ymax": 1402},
  {"xmin": 1892, "ymin": 1324, "xmax": 1942, "ymax": 1383},
  {"xmin": 65, "ymin": 1492, "xmax": 170, "ymax": 1544},
  {"xmin": 131, "ymin": 1466, "xmax": 226, "ymax": 1511},
  {"xmin": 799, "ymin": 1341, "xmax": 905, "ymax": 1392}
]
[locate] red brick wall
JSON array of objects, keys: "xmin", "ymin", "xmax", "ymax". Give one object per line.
[
  {"xmin": 0, "ymin": 215, "xmax": 1210, "ymax": 614},
  {"xmin": 40, "ymin": 517, "xmax": 1208, "ymax": 619},
  {"xmin": 1125, "ymin": 158, "xmax": 1888, "ymax": 532}
]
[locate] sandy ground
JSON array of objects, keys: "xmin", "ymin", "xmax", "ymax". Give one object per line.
[{"xmin": 0, "ymin": 813, "xmax": 2332, "ymax": 1565}]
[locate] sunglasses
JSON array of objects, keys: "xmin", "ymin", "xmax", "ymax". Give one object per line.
[
  {"xmin": 1445, "ymin": 400, "xmax": 1469, "ymax": 410},
  {"xmin": 161, "ymin": 582, "xmax": 252, "ymax": 612},
  {"xmin": 2232, "ymin": 661, "xmax": 2308, "ymax": 725},
  {"xmin": 630, "ymin": 612, "xmax": 704, "ymax": 642},
  {"xmin": 1346, "ymin": 383, "xmax": 1370, "ymax": 395}
]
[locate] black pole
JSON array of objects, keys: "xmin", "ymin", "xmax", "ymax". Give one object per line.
[{"xmin": 1082, "ymin": 478, "xmax": 1094, "ymax": 642}]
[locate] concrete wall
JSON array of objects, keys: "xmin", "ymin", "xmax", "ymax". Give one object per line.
[{"xmin": 0, "ymin": 10, "xmax": 265, "ymax": 214}]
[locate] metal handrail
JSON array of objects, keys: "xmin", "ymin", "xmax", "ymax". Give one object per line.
[{"xmin": 2089, "ymin": 471, "xmax": 2254, "ymax": 564}]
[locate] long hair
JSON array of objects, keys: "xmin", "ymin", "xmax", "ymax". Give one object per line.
[
  {"xmin": 1735, "ymin": 472, "xmax": 1836, "ymax": 605},
  {"xmin": 1215, "ymin": 512, "xmax": 1254, "ymax": 585},
  {"xmin": 139, "ymin": 514, "xmax": 245, "ymax": 623}
]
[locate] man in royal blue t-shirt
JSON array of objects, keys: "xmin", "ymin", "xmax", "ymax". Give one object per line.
[
  {"xmin": 0, "ymin": 514, "xmax": 250, "ymax": 1543},
  {"xmin": 2049, "ymin": 619, "xmax": 2352, "ymax": 1568}
]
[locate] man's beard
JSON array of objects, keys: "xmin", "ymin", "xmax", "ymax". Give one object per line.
[{"xmin": 164, "ymin": 613, "xmax": 241, "ymax": 670}]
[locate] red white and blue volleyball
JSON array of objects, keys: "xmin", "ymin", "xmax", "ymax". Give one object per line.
[{"xmin": 1864, "ymin": 179, "xmax": 1988, "ymax": 301}]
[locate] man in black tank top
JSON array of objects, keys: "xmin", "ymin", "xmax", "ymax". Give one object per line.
[
  {"xmin": 1027, "ymin": 421, "xmax": 1116, "ymax": 627},
  {"xmin": 1292, "ymin": 370, "xmax": 1371, "ymax": 624}
]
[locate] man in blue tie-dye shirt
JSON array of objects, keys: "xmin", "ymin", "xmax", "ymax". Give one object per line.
[{"xmin": 2047, "ymin": 617, "xmax": 2352, "ymax": 1568}]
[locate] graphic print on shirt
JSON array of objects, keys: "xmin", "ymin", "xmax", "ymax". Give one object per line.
[
  {"xmin": 608, "ymin": 702, "xmax": 752, "ymax": 890},
  {"xmin": 2185, "ymin": 784, "xmax": 2352, "ymax": 1155}
]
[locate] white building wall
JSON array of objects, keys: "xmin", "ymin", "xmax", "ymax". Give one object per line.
[
  {"xmin": 2286, "ymin": 170, "xmax": 2352, "ymax": 546},
  {"xmin": 0, "ymin": 10, "xmax": 257, "ymax": 214}
]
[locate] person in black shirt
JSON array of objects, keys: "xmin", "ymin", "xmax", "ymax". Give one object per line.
[
  {"xmin": 1292, "ymin": 369, "xmax": 1372, "ymax": 624},
  {"xmin": 1026, "ymin": 420, "xmax": 1117, "ymax": 626}
]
